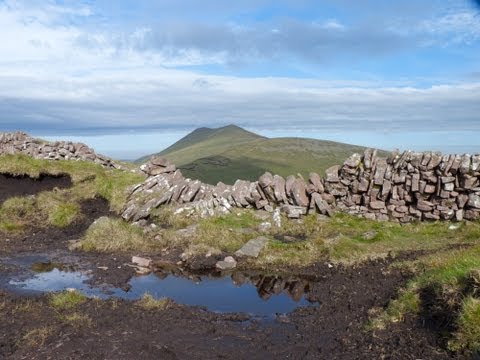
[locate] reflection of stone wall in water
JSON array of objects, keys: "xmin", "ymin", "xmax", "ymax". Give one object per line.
[
  {"xmin": 123, "ymin": 149, "xmax": 480, "ymax": 223},
  {"xmin": 231, "ymin": 272, "xmax": 310, "ymax": 302},
  {"xmin": 0, "ymin": 132, "xmax": 120, "ymax": 169}
]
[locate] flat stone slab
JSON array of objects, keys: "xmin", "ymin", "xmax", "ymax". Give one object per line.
[{"xmin": 235, "ymin": 236, "xmax": 269, "ymax": 258}]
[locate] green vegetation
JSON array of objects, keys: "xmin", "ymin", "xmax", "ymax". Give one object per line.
[
  {"xmin": 192, "ymin": 211, "xmax": 262, "ymax": 252},
  {"xmin": 370, "ymin": 245, "xmax": 480, "ymax": 353},
  {"xmin": 136, "ymin": 294, "xmax": 171, "ymax": 310},
  {"xmin": 0, "ymin": 196, "xmax": 37, "ymax": 232},
  {"xmin": 49, "ymin": 290, "xmax": 86, "ymax": 310},
  {"xmin": 21, "ymin": 327, "xmax": 53, "ymax": 347},
  {"xmin": 60, "ymin": 312, "xmax": 92, "ymax": 328},
  {"xmin": 135, "ymin": 125, "xmax": 388, "ymax": 184},
  {"xmin": 136, "ymin": 125, "xmax": 264, "ymax": 166},
  {"xmin": 452, "ymin": 297, "xmax": 480, "ymax": 352},
  {"xmin": 79, "ymin": 217, "xmax": 153, "ymax": 252},
  {"xmin": 0, "ymin": 154, "xmax": 144, "ymax": 234}
]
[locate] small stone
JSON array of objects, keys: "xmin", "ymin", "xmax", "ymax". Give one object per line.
[
  {"xmin": 258, "ymin": 222, "xmax": 272, "ymax": 232},
  {"xmin": 272, "ymin": 208, "xmax": 282, "ymax": 227},
  {"xmin": 362, "ymin": 230, "xmax": 377, "ymax": 241},
  {"xmin": 216, "ymin": 256, "xmax": 237, "ymax": 270},
  {"xmin": 132, "ymin": 256, "xmax": 152, "ymax": 268}
]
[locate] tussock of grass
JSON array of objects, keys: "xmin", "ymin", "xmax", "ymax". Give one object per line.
[
  {"xmin": 206, "ymin": 210, "xmax": 260, "ymax": 230},
  {"xmin": 136, "ymin": 293, "xmax": 171, "ymax": 310},
  {"xmin": 0, "ymin": 196, "xmax": 37, "ymax": 232},
  {"xmin": 368, "ymin": 289, "xmax": 420, "ymax": 330},
  {"xmin": 80, "ymin": 217, "xmax": 153, "ymax": 252},
  {"xmin": 182, "ymin": 243, "xmax": 222, "ymax": 259},
  {"xmin": 21, "ymin": 327, "xmax": 53, "ymax": 347},
  {"xmin": 49, "ymin": 290, "xmax": 86, "ymax": 310},
  {"xmin": 150, "ymin": 206, "xmax": 193, "ymax": 229},
  {"xmin": 61, "ymin": 312, "xmax": 92, "ymax": 328},
  {"xmin": 193, "ymin": 211, "xmax": 262, "ymax": 252},
  {"xmin": 450, "ymin": 297, "xmax": 480, "ymax": 352}
]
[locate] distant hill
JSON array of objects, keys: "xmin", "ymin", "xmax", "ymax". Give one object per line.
[
  {"xmin": 135, "ymin": 125, "xmax": 264, "ymax": 165},
  {"xmin": 136, "ymin": 125, "xmax": 387, "ymax": 185}
]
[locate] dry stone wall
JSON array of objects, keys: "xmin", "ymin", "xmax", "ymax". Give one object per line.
[
  {"xmin": 0, "ymin": 132, "xmax": 120, "ymax": 169},
  {"xmin": 122, "ymin": 149, "xmax": 480, "ymax": 223}
]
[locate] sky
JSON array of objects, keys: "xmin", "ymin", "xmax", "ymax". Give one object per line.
[{"xmin": 0, "ymin": 0, "xmax": 479, "ymax": 159}]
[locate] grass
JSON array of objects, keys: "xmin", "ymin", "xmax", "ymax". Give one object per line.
[
  {"xmin": 0, "ymin": 154, "xmax": 144, "ymax": 234},
  {"xmin": 369, "ymin": 245, "xmax": 480, "ymax": 354},
  {"xmin": 21, "ymin": 327, "xmax": 53, "ymax": 347},
  {"xmin": 136, "ymin": 293, "xmax": 171, "ymax": 310},
  {"xmin": 450, "ymin": 297, "xmax": 480, "ymax": 352},
  {"xmin": 80, "ymin": 217, "xmax": 154, "ymax": 252},
  {"xmin": 60, "ymin": 312, "xmax": 93, "ymax": 328},
  {"xmin": 0, "ymin": 196, "xmax": 37, "ymax": 232},
  {"xmin": 49, "ymin": 290, "xmax": 86, "ymax": 310},
  {"xmin": 192, "ymin": 210, "xmax": 263, "ymax": 252}
]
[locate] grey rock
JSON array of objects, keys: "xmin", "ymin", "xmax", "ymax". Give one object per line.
[
  {"xmin": 132, "ymin": 256, "xmax": 152, "ymax": 268},
  {"xmin": 325, "ymin": 165, "xmax": 340, "ymax": 183},
  {"xmin": 468, "ymin": 194, "xmax": 480, "ymax": 209},
  {"xmin": 235, "ymin": 237, "xmax": 269, "ymax": 258},
  {"xmin": 281, "ymin": 205, "xmax": 307, "ymax": 218},
  {"xmin": 344, "ymin": 153, "xmax": 362, "ymax": 168},
  {"xmin": 272, "ymin": 175, "xmax": 288, "ymax": 203},
  {"xmin": 259, "ymin": 172, "xmax": 274, "ymax": 188},
  {"xmin": 308, "ymin": 172, "xmax": 324, "ymax": 193},
  {"xmin": 290, "ymin": 178, "xmax": 309, "ymax": 207},
  {"xmin": 369, "ymin": 201, "xmax": 386, "ymax": 210},
  {"xmin": 216, "ymin": 256, "xmax": 237, "ymax": 270},
  {"xmin": 417, "ymin": 200, "xmax": 434, "ymax": 212}
]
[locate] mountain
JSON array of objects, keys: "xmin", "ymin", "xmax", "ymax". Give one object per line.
[
  {"xmin": 136, "ymin": 125, "xmax": 387, "ymax": 185},
  {"xmin": 135, "ymin": 125, "xmax": 264, "ymax": 165}
]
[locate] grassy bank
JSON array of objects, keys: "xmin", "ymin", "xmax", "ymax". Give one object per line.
[
  {"xmin": 370, "ymin": 245, "xmax": 480, "ymax": 354},
  {"xmin": 0, "ymin": 155, "xmax": 144, "ymax": 233}
]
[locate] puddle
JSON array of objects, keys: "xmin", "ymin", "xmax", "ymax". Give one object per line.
[{"xmin": 5, "ymin": 265, "xmax": 317, "ymax": 317}]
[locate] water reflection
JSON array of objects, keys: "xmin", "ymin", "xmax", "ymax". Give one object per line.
[
  {"xmin": 230, "ymin": 272, "xmax": 311, "ymax": 302},
  {"xmin": 5, "ymin": 264, "xmax": 317, "ymax": 317}
]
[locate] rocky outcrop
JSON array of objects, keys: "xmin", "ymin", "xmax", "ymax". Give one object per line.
[
  {"xmin": 123, "ymin": 149, "xmax": 480, "ymax": 223},
  {"xmin": 0, "ymin": 132, "xmax": 120, "ymax": 168}
]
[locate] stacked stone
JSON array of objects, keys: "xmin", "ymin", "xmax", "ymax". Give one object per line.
[
  {"xmin": 331, "ymin": 150, "xmax": 480, "ymax": 222},
  {"xmin": 0, "ymin": 131, "xmax": 119, "ymax": 169},
  {"xmin": 123, "ymin": 149, "xmax": 480, "ymax": 223}
]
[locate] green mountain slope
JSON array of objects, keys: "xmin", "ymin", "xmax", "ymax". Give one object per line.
[
  {"xmin": 136, "ymin": 125, "xmax": 264, "ymax": 166},
  {"xmin": 136, "ymin": 125, "xmax": 387, "ymax": 185}
]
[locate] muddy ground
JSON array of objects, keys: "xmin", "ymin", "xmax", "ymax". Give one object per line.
[{"xmin": 0, "ymin": 175, "xmax": 469, "ymax": 359}]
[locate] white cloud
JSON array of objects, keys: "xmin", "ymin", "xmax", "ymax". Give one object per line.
[{"xmin": 418, "ymin": 12, "xmax": 480, "ymax": 45}]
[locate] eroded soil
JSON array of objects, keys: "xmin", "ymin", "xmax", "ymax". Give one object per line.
[
  {"xmin": 0, "ymin": 173, "xmax": 72, "ymax": 204},
  {"xmin": 0, "ymin": 176, "xmax": 467, "ymax": 359}
]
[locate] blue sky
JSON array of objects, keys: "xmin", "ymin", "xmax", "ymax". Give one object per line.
[{"xmin": 0, "ymin": 0, "xmax": 479, "ymax": 158}]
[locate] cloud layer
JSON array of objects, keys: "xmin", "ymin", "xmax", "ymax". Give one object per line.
[{"xmin": 0, "ymin": 0, "xmax": 479, "ymax": 136}]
